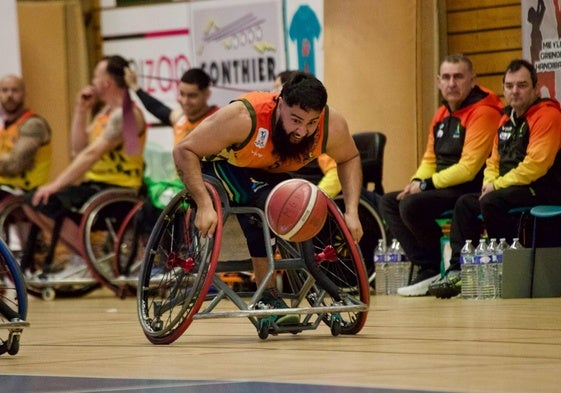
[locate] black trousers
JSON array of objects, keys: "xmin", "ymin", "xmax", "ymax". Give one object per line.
[
  {"xmin": 449, "ymin": 185, "xmax": 561, "ymax": 267},
  {"xmin": 381, "ymin": 188, "xmax": 470, "ymax": 271}
]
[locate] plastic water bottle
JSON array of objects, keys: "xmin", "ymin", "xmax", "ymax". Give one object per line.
[
  {"xmin": 374, "ymin": 239, "xmax": 387, "ymax": 296},
  {"xmin": 393, "ymin": 241, "xmax": 411, "ymax": 292},
  {"xmin": 460, "ymin": 239, "xmax": 477, "ymax": 299},
  {"xmin": 487, "ymin": 238, "xmax": 498, "ymax": 298},
  {"xmin": 385, "ymin": 239, "xmax": 398, "ymax": 295},
  {"xmin": 495, "ymin": 238, "xmax": 509, "ymax": 298},
  {"xmin": 510, "ymin": 237, "xmax": 524, "ymax": 249},
  {"xmin": 475, "ymin": 238, "xmax": 493, "ymax": 299}
]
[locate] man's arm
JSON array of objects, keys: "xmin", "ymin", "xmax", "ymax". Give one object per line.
[
  {"xmin": 124, "ymin": 67, "xmax": 174, "ymax": 126},
  {"xmin": 324, "ymin": 109, "xmax": 363, "ymax": 241},
  {"xmin": 0, "ymin": 117, "xmax": 50, "ymax": 176},
  {"xmin": 173, "ymin": 101, "xmax": 252, "ymax": 237}
]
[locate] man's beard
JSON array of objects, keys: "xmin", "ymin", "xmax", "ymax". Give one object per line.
[
  {"xmin": 271, "ymin": 118, "xmax": 316, "ymax": 163},
  {"xmin": 1, "ymin": 99, "xmax": 23, "ymax": 115}
]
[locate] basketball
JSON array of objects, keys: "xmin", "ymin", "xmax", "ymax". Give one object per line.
[{"xmin": 265, "ymin": 179, "xmax": 328, "ymax": 242}]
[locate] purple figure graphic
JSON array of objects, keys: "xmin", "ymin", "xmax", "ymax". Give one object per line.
[
  {"xmin": 289, "ymin": 5, "xmax": 321, "ymax": 75},
  {"xmin": 528, "ymin": 0, "xmax": 546, "ymax": 63}
]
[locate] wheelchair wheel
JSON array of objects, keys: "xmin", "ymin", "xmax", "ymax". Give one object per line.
[
  {"xmin": 113, "ymin": 201, "xmax": 146, "ymax": 293},
  {"xmin": 334, "ymin": 195, "xmax": 386, "ymax": 285},
  {"xmin": 300, "ymin": 198, "xmax": 370, "ymax": 335},
  {"xmin": 0, "ymin": 238, "xmax": 27, "ymax": 355},
  {"xmin": 137, "ymin": 184, "xmax": 223, "ymax": 345},
  {"xmin": 82, "ymin": 196, "xmax": 139, "ymax": 295},
  {"xmin": 0, "ymin": 197, "xmax": 29, "ymax": 261}
]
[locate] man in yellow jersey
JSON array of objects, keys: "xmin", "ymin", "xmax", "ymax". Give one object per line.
[
  {"xmin": 174, "ymin": 71, "xmax": 362, "ymax": 323},
  {"xmin": 24, "ymin": 55, "xmax": 146, "ymax": 258},
  {"xmin": 124, "ymin": 67, "xmax": 219, "ymax": 229},
  {"xmin": 0, "ymin": 75, "xmax": 51, "ymax": 194}
]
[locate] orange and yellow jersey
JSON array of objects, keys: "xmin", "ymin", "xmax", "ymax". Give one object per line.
[
  {"xmin": 484, "ymin": 98, "xmax": 561, "ymax": 190},
  {"xmin": 0, "ymin": 110, "xmax": 51, "ymax": 190},
  {"xmin": 212, "ymin": 92, "xmax": 328, "ymax": 173},
  {"xmin": 414, "ymin": 86, "xmax": 503, "ymax": 189},
  {"xmin": 173, "ymin": 106, "xmax": 219, "ymax": 146},
  {"xmin": 84, "ymin": 107, "xmax": 146, "ymax": 188}
]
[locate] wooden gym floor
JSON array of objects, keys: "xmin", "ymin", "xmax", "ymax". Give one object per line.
[
  {"xmin": 1, "ymin": 289, "xmax": 560, "ymax": 393},
  {"xmin": 2, "ymin": 218, "xmax": 560, "ymax": 393}
]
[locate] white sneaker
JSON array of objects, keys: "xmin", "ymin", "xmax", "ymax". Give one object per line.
[{"xmin": 397, "ymin": 274, "xmax": 440, "ymax": 297}]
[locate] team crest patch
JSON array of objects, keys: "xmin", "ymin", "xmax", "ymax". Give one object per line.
[{"xmin": 254, "ymin": 127, "xmax": 269, "ymax": 148}]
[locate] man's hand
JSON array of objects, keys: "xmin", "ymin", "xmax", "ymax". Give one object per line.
[
  {"xmin": 194, "ymin": 203, "xmax": 219, "ymax": 238},
  {"xmin": 32, "ymin": 183, "xmax": 60, "ymax": 206},
  {"xmin": 397, "ymin": 180, "xmax": 421, "ymax": 200},
  {"xmin": 124, "ymin": 67, "xmax": 140, "ymax": 92},
  {"xmin": 344, "ymin": 211, "xmax": 363, "ymax": 243},
  {"xmin": 480, "ymin": 183, "xmax": 494, "ymax": 199}
]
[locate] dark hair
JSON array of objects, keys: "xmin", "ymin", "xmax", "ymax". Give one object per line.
[
  {"xmin": 280, "ymin": 71, "xmax": 327, "ymax": 112},
  {"xmin": 181, "ymin": 68, "xmax": 211, "ymax": 90},
  {"xmin": 442, "ymin": 53, "xmax": 473, "ymax": 73},
  {"xmin": 276, "ymin": 70, "xmax": 297, "ymax": 85},
  {"xmin": 503, "ymin": 59, "xmax": 538, "ymax": 87},
  {"xmin": 103, "ymin": 55, "xmax": 129, "ymax": 89}
]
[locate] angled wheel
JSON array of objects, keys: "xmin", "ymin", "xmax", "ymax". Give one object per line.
[
  {"xmin": 301, "ymin": 198, "xmax": 370, "ymax": 335},
  {"xmin": 0, "ymin": 238, "xmax": 28, "ymax": 355},
  {"xmin": 0, "ymin": 196, "xmax": 29, "ymax": 261},
  {"xmin": 334, "ymin": 195, "xmax": 386, "ymax": 285},
  {"xmin": 137, "ymin": 183, "xmax": 223, "ymax": 345},
  {"xmin": 81, "ymin": 194, "xmax": 140, "ymax": 295}
]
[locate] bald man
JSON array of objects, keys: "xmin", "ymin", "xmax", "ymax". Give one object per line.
[{"xmin": 0, "ymin": 74, "xmax": 52, "ymax": 193}]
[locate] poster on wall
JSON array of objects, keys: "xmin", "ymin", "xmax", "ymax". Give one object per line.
[
  {"xmin": 0, "ymin": 0, "xmax": 21, "ymax": 77},
  {"xmin": 522, "ymin": 0, "xmax": 561, "ymax": 100},
  {"xmin": 284, "ymin": 0, "xmax": 324, "ymax": 81},
  {"xmin": 190, "ymin": 0, "xmax": 286, "ymax": 103},
  {"xmin": 101, "ymin": 2, "xmax": 194, "ymax": 131}
]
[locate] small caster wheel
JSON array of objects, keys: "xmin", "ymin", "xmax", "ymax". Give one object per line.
[
  {"xmin": 258, "ymin": 318, "xmax": 272, "ymax": 340},
  {"xmin": 330, "ymin": 314, "xmax": 342, "ymax": 336},
  {"xmin": 42, "ymin": 287, "xmax": 56, "ymax": 301},
  {"xmin": 7, "ymin": 335, "xmax": 20, "ymax": 355}
]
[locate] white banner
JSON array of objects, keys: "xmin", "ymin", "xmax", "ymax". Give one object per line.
[
  {"xmin": 0, "ymin": 0, "xmax": 21, "ymax": 77},
  {"xmin": 191, "ymin": 0, "xmax": 286, "ymax": 102}
]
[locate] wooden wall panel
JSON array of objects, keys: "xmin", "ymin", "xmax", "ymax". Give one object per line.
[
  {"xmin": 447, "ymin": 0, "xmax": 520, "ymax": 12},
  {"xmin": 448, "ymin": 29, "xmax": 522, "ymax": 54},
  {"xmin": 447, "ymin": 5, "xmax": 521, "ymax": 33},
  {"xmin": 445, "ymin": 0, "xmax": 522, "ymax": 98}
]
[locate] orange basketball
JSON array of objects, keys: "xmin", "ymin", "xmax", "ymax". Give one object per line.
[{"xmin": 265, "ymin": 179, "xmax": 328, "ymax": 242}]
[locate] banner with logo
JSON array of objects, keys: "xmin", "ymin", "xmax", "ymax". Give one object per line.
[{"xmin": 190, "ymin": 0, "xmax": 286, "ymax": 102}]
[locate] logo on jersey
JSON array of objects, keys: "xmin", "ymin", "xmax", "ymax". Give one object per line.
[
  {"xmin": 250, "ymin": 177, "xmax": 267, "ymax": 193},
  {"xmin": 254, "ymin": 127, "xmax": 269, "ymax": 148},
  {"xmin": 436, "ymin": 123, "xmax": 445, "ymax": 138},
  {"xmin": 499, "ymin": 125, "xmax": 513, "ymax": 141}
]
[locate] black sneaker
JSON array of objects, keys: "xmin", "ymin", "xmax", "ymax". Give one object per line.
[
  {"xmin": 428, "ymin": 270, "xmax": 461, "ymax": 299},
  {"xmin": 258, "ymin": 288, "xmax": 299, "ymax": 325}
]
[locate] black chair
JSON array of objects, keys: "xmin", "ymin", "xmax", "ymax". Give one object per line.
[{"xmin": 352, "ymin": 131, "xmax": 386, "ymax": 195}]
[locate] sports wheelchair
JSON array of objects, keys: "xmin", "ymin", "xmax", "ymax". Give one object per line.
[
  {"xmin": 18, "ymin": 187, "xmax": 140, "ymax": 300},
  {"xmin": 0, "ymin": 236, "xmax": 29, "ymax": 356},
  {"xmin": 137, "ymin": 175, "xmax": 370, "ymax": 343}
]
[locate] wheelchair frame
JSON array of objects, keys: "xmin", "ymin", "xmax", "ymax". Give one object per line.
[
  {"xmin": 137, "ymin": 176, "xmax": 370, "ymax": 344},
  {"xmin": 2, "ymin": 188, "xmax": 141, "ymax": 300},
  {"xmin": 0, "ymin": 236, "xmax": 29, "ymax": 356}
]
